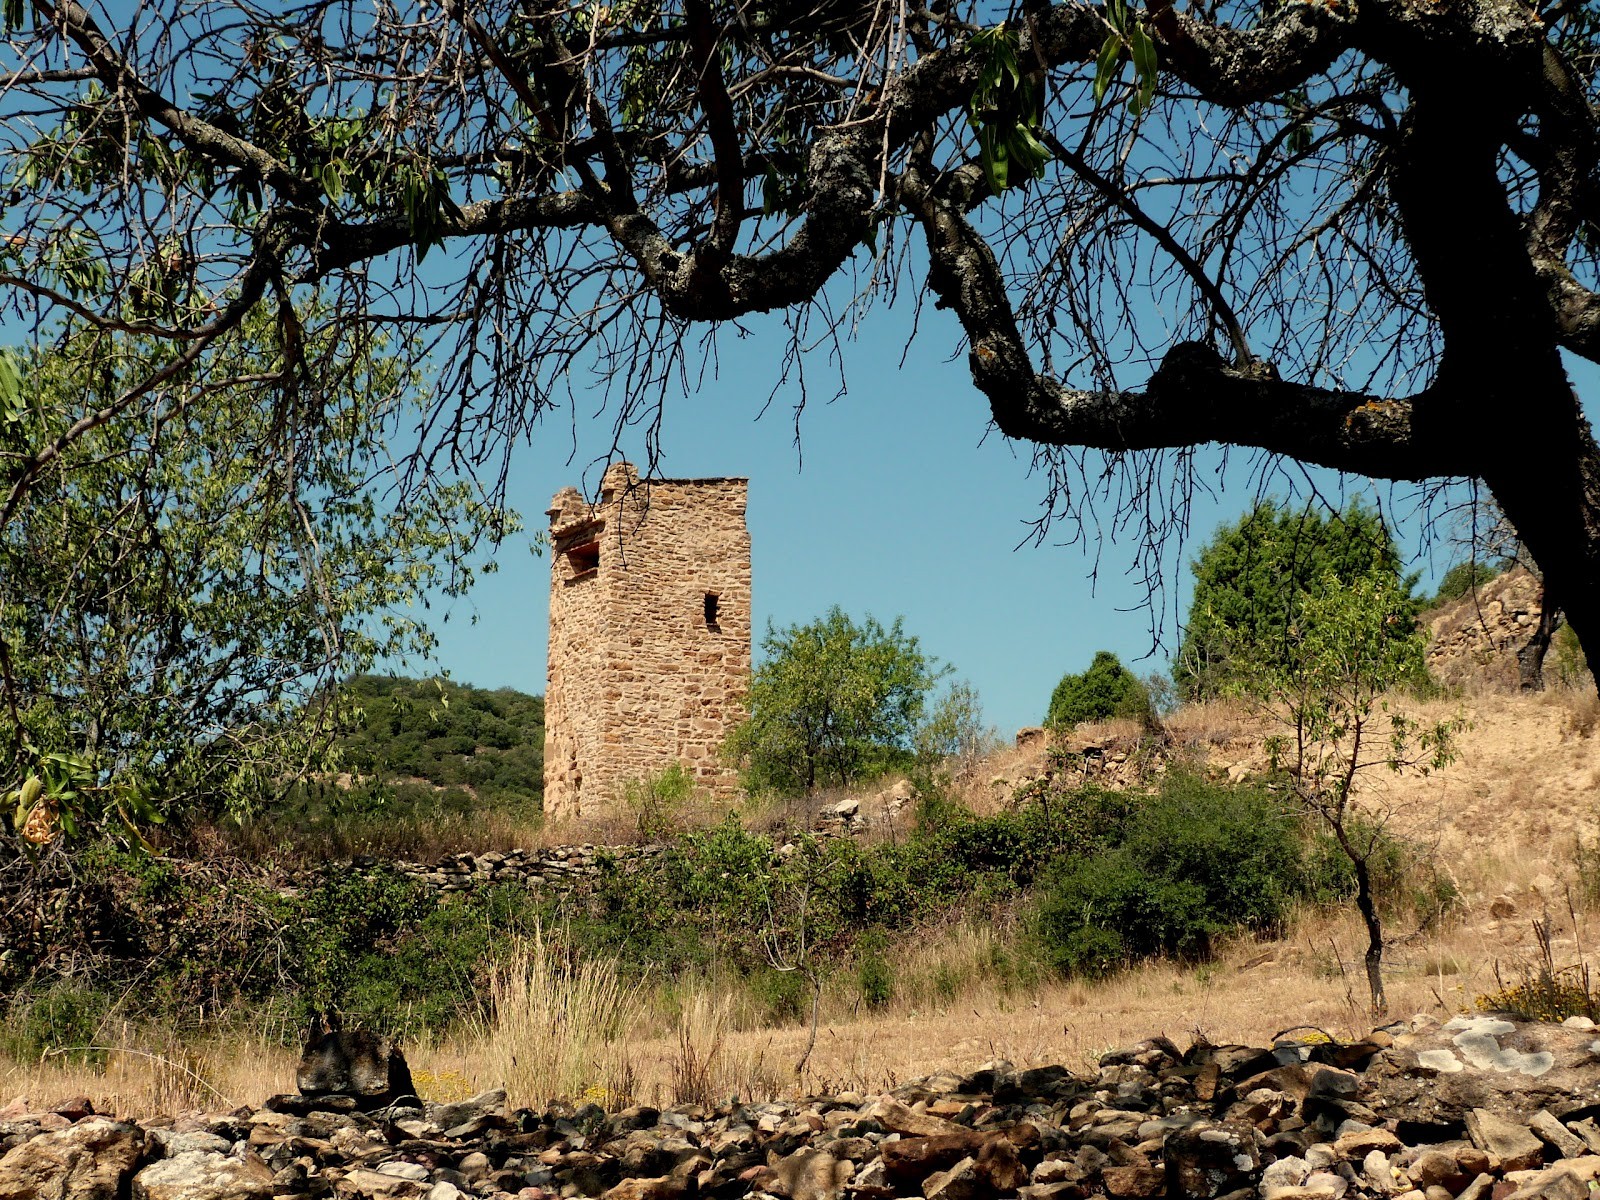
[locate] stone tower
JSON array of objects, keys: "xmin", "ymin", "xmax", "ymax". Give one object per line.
[{"xmin": 544, "ymin": 462, "xmax": 751, "ymax": 820}]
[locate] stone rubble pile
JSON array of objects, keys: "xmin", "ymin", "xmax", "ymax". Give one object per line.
[
  {"xmin": 8, "ymin": 1013, "xmax": 1600, "ymax": 1200},
  {"xmin": 1423, "ymin": 567, "xmax": 1546, "ymax": 692}
]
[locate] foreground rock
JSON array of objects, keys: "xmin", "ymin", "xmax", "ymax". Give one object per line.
[
  {"xmin": 11, "ymin": 1013, "xmax": 1600, "ymax": 1200},
  {"xmin": 293, "ymin": 1017, "xmax": 419, "ymax": 1113},
  {"xmin": 0, "ymin": 1118, "xmax": 143, "ymax": 1200}
]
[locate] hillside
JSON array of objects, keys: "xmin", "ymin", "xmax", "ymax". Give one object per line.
[
  {"xmin": 334, "ymin": 673, "xmax": 546, "ymax": 802},
  {"xmin": 19, "ymin": 582, "xmax": 1600, "ymax": 1115},
  {"xmin": 234, "ymin": 674, "xmax": 547, "ymax": 857}
]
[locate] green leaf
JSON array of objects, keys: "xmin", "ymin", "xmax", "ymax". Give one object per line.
[
  {"xmin": 1129, "ymin": 24, "xmax": 1158, "ymax": 114},
  {"xmin": 1093, "ymin": 35, "xmax": 1122, "ymax": 105},
  {"xmin": 989, "ymin": 141, "xmax": 1010, "ymax": 192},
  {"xmin": 0, "ymin": 350, "xmax": 22, "ymax": 422}
]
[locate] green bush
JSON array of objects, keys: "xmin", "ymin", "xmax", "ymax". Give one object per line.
[
  {"xmin": 1032, "ymin": 774, "xmax": 1307, "ymax": 975},
  {"xmin": 0, "ymin": 982, "xmax": 117, "ymax": 1065},
  {"xmin": 1430, "ymin": 560, "xmax": 1502, "ymax": 606},
  {"xmin": 745, "ymin": 965, "xmax": 812, "ymax": 1024},
  {"xmin": 856, "ymin": 931, "xmax": 894, "ymax": 1008},
  {"xmin": 1045, "ymin": 651, "xmax": 1152, "ymax": 731},
  {"xmin": 622, "ymin": 761, "xmax": 695, "ymax": 840}
]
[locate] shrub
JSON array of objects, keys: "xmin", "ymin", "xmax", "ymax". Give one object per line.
[
  {"xmin": 1045, "ymin": 651, "xmax": 1152, "ymax": 731},
  {"xmin": 1032, "ymin": 774, "xmax": 1306, "ymax": 975},
  {"xmin": 1477, "ymin": 920, "xmax": 1598, "ymax": 1023},
  {"xmin": 1, "ymin": 982, "xmax": 116, "ymax": 1065},
  {"xmin": 855, "ymin": 931, "xmax": 894, "ymax": 1008},
  {"xmin": 622, "ymin": 762, "xmax": 695, "ymax": 840},
  {"xmin": 1430, "ymin": 560, "xmax": 1502, "ymax": 606},
  {"xmin": 745, "ymin": 965, "xmax": 811, "ymax": 1024},
  {"xmin": 280, "ymin": 871, "xmax": 549, "ymax": 1037}
]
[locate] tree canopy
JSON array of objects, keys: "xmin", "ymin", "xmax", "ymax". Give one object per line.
[
  {"xmin": 4, "ymin": 0, "xmax": 1600, "ymax": 672},
  {"xmin": 1176, "ymin": 499, "xmax": 1418, "ymax": 700},
  {"xmin": 726, "ymin": 608, "xmax": 944, "ymax": 795},
  {"xmin": 0, "ymin": 307, "xmax": 510, "ymax": 840},
  {"xmin": 1045, "ymin": 650, "xmax": 1151, "ymax": 731}
]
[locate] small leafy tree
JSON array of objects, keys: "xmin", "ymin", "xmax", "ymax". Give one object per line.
[
  {"xmin": 1177, "ymin": 500, "xmax": 1418, "ymax": 700},
  {"xmin": 725, "ymin": 608, "xmax": 945, "ymax": 796},
  {"xmin": 1045, "ymin": 651, "xmax": 1151, "ymax": 732},
  {"xmin": 915, "ymin": 680, "xmax": 1001, "ymax": 773},
  {"xmin": 1247, "ymin": 567, "xmax": 1463, "ymax": 1014}
]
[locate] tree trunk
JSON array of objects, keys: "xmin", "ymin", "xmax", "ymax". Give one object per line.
[
  {"xmin": 1352, "ymin": 855, "xmax": 1386, "ymax": 1016},
  {"xmin": 1518, "ymin": 596, "xmax": 1563, "ymax": 691},
  {"xmin": 1480, "ymin": 402, "xmax": 1600, "ymax": 702}
]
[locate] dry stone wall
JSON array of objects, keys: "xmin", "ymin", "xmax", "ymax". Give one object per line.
[
  {"xmin": 365, "ymin": 844, "xmax": 663, "ymax": 897},
  {"xmin": 545, "ymin": 462, "xmax": 751, "ymax": 822}
]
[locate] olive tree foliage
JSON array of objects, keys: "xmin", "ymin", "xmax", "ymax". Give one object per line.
[
  {"xmin": 0, "ymin": 306, "xmax": 511, "ymax": 846},
  {"xmin": 5, "ymin": 0, "xmax": 1600, "ymax": 677},
  {"xmin": 725, "ymin": 607, "xmax": 946, "ymax": 795},
  {"xmin": 1246, "ymin": 566, "xmax": 1463, "ymax": 1015}
]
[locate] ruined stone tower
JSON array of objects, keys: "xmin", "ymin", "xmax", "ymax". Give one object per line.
[{"xmin": 544, "ymin": 462, "xmax": 751, "ymax": 820}]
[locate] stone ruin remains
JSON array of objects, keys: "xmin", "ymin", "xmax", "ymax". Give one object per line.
[{"xmin": 544, "ymin": 462, "xmax": 751, "ymax": 821}]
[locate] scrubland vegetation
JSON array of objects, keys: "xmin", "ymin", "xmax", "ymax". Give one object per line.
[{"xmin": 4, "ymin": 500, "xmax": 1595, "ymax": 1119}]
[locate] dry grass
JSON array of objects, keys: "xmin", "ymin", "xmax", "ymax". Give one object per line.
[
  {"xmin": 0, "ymin": 1027, "xmax": 298, "ymax": 1119},
  {"xmin": 472, "ymin": 927, "xmax": 644, "ymax": 1110},
  {"xmin": 943, "ymin": 744, "xmax": 1046, "ymax": 817},
  {"xmin": 1161, "ymin": 696, "xmax": 1259, "ymax": 750},
  {"xmin": 221, "ymin": 805, "xmax": 551, "ymax": 863},
  {"xmin": 0, "ymin": 884, "xmax": 1586, "ymax": 1118},
  {"xmin": 665, "ymin": 990, "xmax": 786, "ymax": 1106}
]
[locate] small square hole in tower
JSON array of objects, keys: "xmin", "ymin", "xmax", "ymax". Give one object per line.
[{"xmin": 704, "ymin": 592, "xmax": 720, "ymax": 630}]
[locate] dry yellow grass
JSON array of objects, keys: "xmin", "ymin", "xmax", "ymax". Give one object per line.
[{"xmin": 473, "ymin": 927, "xmax": 643, "ymax": 1110}]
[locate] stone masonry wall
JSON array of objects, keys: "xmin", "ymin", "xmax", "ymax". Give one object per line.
[{"xmin": 545, "ymin": 462, "xmax": 751, "ymax": 821}]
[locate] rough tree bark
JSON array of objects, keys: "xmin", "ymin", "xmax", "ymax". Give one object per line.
[{"xmin": 1518, "ymin": 598, "xmax": 1564, "ymax": 692}]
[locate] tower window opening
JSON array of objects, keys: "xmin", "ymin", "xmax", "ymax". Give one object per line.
[
  {"xmin": 567, "ymin": 542, "xmax": 600, "ymax": 578},
  {"xmin": 704, "ymin": 592, "xmax": 720, "ymax": 630}
]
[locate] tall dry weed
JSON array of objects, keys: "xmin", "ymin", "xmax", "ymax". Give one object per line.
[
  {"xmin": 670, "ymin": 991, "xmax": 730, "ymax": 1107},
  {"xmin": 477, "ymin": 927, "xmax": 643, "ymax": 1110}
]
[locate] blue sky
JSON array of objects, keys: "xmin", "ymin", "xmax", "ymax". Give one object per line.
[{"xmin": 383, "ymin": 290, "xmax": 1536, "ymax": 738}]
